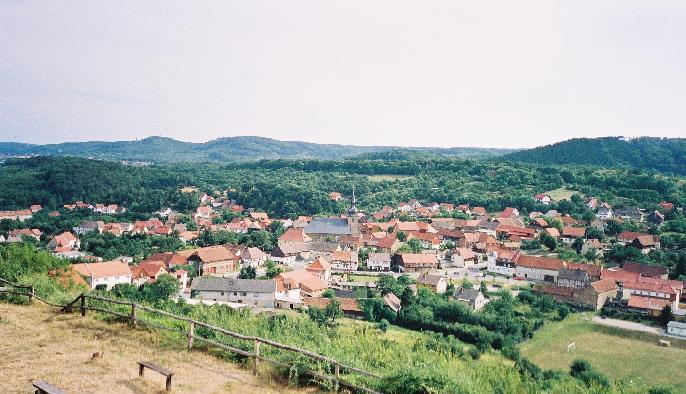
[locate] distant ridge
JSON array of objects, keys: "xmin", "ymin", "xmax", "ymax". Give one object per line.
[
  {"xmin": 501, "ymin": 136, "xmax": 686, "ymax": 175},
  {"xmin": 0, "ymin": 136, "xmax": 516, "ymax": 163}
]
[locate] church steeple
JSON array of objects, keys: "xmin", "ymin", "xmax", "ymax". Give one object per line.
[{"xmin": 348, "ymin": 186, "xmax": 358, "ymax": 215}]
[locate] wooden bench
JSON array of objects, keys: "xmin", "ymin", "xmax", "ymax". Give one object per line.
[
  {"xmin": 32, "ymin": 380, "xmax": 66, "ymax": 394},
  {"xmin": 137, "ymin": 360, "xmax": 174, "ymax": 391}
]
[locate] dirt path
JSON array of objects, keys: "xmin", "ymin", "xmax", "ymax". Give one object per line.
[
  {"xmin": 592, "ymin": 316, "xmax": 663, "ymax": 335},
  {"xmin": 0, "ymin": 302, "xmax": 307, "ymax": 393}
]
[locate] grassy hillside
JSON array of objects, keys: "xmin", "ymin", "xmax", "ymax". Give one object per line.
[
  {"xmin": 502, "ymin": 137, "xmax": 686, "ymax": 175},
  {"xmin": 0, "ymin": 136, "xmax": 515, "ymax": 163}
]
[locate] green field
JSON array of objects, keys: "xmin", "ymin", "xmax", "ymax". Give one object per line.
[
  {"xmin": 545, "ymin": 187, "xmax": 583, "ymax": 201},
  {"xmin": 366, "ymin": 174, "xmax": 414, "ymax": 182},
  {"xmin": 520, "ymin": 313, "xmax": 686, "ymax": 391},
  {"xmin": 347, "ymin": 274, "xmax": 380, "ymax": 283}
]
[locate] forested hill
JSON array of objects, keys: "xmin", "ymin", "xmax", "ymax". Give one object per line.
[
  {"xmin": 502, "ymin": 137, "xmax": 686, "ymax": 175},
  {"xmin": 0, "ymin": 136, "xmax": 515, "ymax": 163}
]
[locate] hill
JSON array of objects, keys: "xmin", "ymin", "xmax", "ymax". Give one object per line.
[
  {"xmin": 0, "ymin": 136, "xmax": 516, "ymax": 163},
  {"xmin": 501, "ymin": 137, "xmax": 686, "ymax": 175}
]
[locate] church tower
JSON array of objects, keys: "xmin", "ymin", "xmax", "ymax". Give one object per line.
[{"xmin": 348, "ymin": 186, "xmax": 358, "ymax": 216}]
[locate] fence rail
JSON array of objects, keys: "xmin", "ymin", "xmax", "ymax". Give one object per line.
[{"xmin": 0, "ymin": 280, "xmax": 381, "ymax": 394}]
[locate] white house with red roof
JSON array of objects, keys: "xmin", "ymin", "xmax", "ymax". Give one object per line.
[{"xmin": 72, "ymin": 261, "xmax": 132, "ymax": 290}]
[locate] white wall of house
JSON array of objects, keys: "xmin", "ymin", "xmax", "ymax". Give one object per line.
[
  {"xmin": 514, "ymin": 266, "xmax": 559, "ymax": 282},
  {"xmin": 367, "ymin": 260, "xmax": 391, "ymax": 271},
  {"xmin": 89, "ymin": 275, "xmax": 132, "ymax": 290}
]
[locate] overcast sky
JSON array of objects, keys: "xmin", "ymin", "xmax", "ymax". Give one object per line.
[{"xmin": 1, "ymin": 1, "xmax": 685, "ymax": 148}]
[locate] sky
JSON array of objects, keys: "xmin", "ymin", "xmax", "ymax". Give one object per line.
[{"xmin": 1, "ymin": 1, "xmax": 685, "ymax": 148}]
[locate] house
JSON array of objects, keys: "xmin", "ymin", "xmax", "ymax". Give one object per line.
[
  {"xmin": 190, "ymin": 246, "xmax": 239, "ymax": 275},
  {"xmin": 194, "ymin": 206, "xmax": 214, "ymax": 219},
  {"xmin": 623, "ymin": 262, "xmax": 668, "ymax": 279},
  {"xmin": 557, "ymin": 268, "xmax": 590, "ymax": 289},
  {"xmin": 304, "ymin": 217, "xmax": 358, "ymax": 241},
  {"xmin": 407, "ymin": 232, "xmax": 441, "ymax": 250},
  {"xmin": 449, "ymin": 248, "xmax": 478, "ymax": 268},
  {"xmin": 471, "ymin": 207, "xmax": 486, "ymax": 216},
  {"xmin": 544, "ymin": 227, "xmax": 561, "ymax": 238},
  {"xmin": 659, "ymin": 202, "xmax": 675, "ymax": 212},
  {"xmin": 306, "ymin": 257, "xmax": 332, "ymax": 282},
  {"xmin": 274, "ymin": 270, "xmax": 327, "ymax": 298},
  {"xmin": 240, "ymin": 247, "xmax": 268, "ymax": 268},
  {"xmin": 580, "ymin": 239, "xmax": 604, "ymax": 258},
  {"xmin": 271, "ymin": 243, "xmax": 311, "ymax": 264},
  {"xmin": 416, "ymin": 273, "xmax": 448, "ymax": 294},
  {"xmin": 304, "ymin": 297, "xmax": 364, "ymax": 319},
  {"xmin": 277, "ymin": 228, "xmax": 312, "ymax": 245},
  {"xmin": 131, "ymin": 261, "xmax": 168, "ymax": 286},
  {"xmin": 647, "ymin": 210, "xmax": 665, "ymax": 226},
  {"xmin": 329, "ymin": 251, "xmax": 359, "ymax": 271},
  {"xmin": 383, "ymin": 292, "xmax": 402, "ymax": 313},
  {"xmin": 537, "ymin": 278, "xmax": 617, "ymax": 311},
  {"xmin": 453, "ymin": 288, "xmax": 487, "ymax": 310},
  {"xmin": 614, "ymin": 206, "xmax": 644, "ymax": 222},
  {"xmin": 566, "ymin": 262, "xmax": 602, "ymax": 281},
  {"xmin": 7, "ymin": 228, "xmax": 42, "ymax": 242},
  {"xmin": 367, "ymin": 252, "xmax": 392, "ymax": 271},
  {"xmin": 628, "ymin": 295, "xmax": 672, "ymax": 317},
  {"xmin": 73, "ymin": 220, "xmax": 105, "ymax": 235},
  {"xmin": 586, "ymin": 197, "xmax": 599, "ymax": 209},
  {"xmin": 191, "ymin": 277, "xmax": 276, "ymax": 308},
  {"xmin": 561, "ymin": 227, "xmax": 585, "ymax": 244},
  {"xmin": 71, "ymin": 261, "xmax": 132, "ymax": 290},
  {"xmin": 499, "ymin": 207, "xmax": 519, "ymax": 219},
  {"xmin": 514, "ymin": 255, "xmax": 566, "ymax": 282},
  {"xmin": 596, "ymin": 203, "xmax": 613, "ymax": 220},
  {"xmin": 631, "ymin": 235, "xmax": 661, "ymax": 254},
  {"xmin": 48, "ymin": 232, "xmax": 80, "ymax": 251},
  {"xmin": 667, "ymin": 321, "xmax": 686, "ymax": 338},
  {"xmin": 0, "ymin": 209, "xmax": 33, "ymax": 221},
  {"xmin": 487, "ymin": 249, "xmax": 519, "ymax": 277},
  {"xmin": 398, "ymin": 253, "xmax": 440, "ymax": 272},
  {"xmin": 534, "ymin": 194, "xmax": 552, "ymax": 205}
]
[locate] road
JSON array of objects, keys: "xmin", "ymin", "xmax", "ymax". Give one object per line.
[{"xmin": 592, "ymin": 316, "xmax": 663, "ymax": 335}]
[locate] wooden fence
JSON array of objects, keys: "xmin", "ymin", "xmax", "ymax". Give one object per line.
[{"xmin": 0, "ymin": 280, "xmax": 382, "ymax": 394}]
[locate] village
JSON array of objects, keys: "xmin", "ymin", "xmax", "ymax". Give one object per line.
[{"xmin": 2, "ymin": 187, "xmax": 684, "ymax": 339}]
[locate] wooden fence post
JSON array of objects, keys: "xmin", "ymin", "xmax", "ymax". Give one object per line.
[
  {"xmin": 130, "ymin": 303, "xmax": 137, "ymax": 326},
  {"xmin": 80, "ymin": 294, "xmax": 86, "ymax": 316},
  {"xmin": 335, "ymin": 363, "xmax": 340, "ymax": 378},
  {"xmin": 253, "ymin": 339, "xmax": 260, "ymax": 375},
  {"xmin": 28, "ymin": 286, "xmax": 34, "ymax": 303},
  {"xmin": 187, "ymin": 321, "xmax": 195, "ymax": 350}
]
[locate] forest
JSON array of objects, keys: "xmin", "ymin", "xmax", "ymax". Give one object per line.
[
  {"xmin": 502, "ymin": 137, "xmax": 686, "ymax": 175},
  {"xmin": 1, "ymin": 155, "xmax": 684, "ymax": 219}
]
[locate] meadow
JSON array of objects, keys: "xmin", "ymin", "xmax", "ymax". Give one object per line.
[{"xmin": 520, "ymin": 313, "xmax": 686, "ymax": 392}]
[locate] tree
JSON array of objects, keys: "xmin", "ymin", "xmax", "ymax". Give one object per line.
[
  {"xmin": 396, "ymin": 231, "xmax": 407, "ymax": 242},
  {"xmin": 238, "ymin": 266, "xmax": 257, "ymax": 279},
  {"xmin": 571, "ymin": 237, "xmax": 584, "ymax": 253},
  {"xmin": 659, "ymin": 305, "xmax": 674, "ymax": 327},
  {"xmin": 378, "ymin": 318, "xmax": 390, "ymax": 333},
  {"xmin": 323, "ymin": 288, "xmax": 335, "ymax": 298},
  {"xmin": 142, "ymin": 274, "xmax": 179, "ymax": 302},
  {"xmin": 479, "ymin": 281, "xmax": 489, "ymax": 298},
  {"xmin": 462, "ymin": 278, "xmax": 474, "ymax": 289},
  {"xmin": 540, "ymin": 233, "xmax": 557, "ymax": 251},
  {"xmin": 263, "ymin": 260, "xmax": 282, "ymax": 279}
]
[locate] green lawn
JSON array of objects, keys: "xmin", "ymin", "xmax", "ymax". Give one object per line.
[
  {"xmin": 347, "ymin": 274, "xmax": 379, "ymax": 283},
  {"xmin": 366, "ymin": 174, "xmax": 414, "ymax": 182},
  {"xmin": 520, "ymin": 313, "xmax": 686, "ymax": 391},
  {"xmin": 545, "ymin": 187, "xmax": 583, "ymax": 201}
]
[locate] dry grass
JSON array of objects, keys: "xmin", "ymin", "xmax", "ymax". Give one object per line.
[{"xmin": 0, "ymin": 302, "xmax": 309, "ymax": 393}]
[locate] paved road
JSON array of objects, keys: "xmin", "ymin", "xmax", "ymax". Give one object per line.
[{"xmin": 592, "ymin": 316, "xmax": 663, "ymax": 335}]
